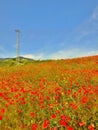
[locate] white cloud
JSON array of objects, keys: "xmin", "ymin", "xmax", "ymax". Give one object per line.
[
  {"xmin": 22, "ymin": 53, "xmax": 44, "ymax": 60},
  {"xmin": 69, "ymin": 6, "xmax": 98, "ymax": 43},
  {"xmin": 91, "ymin": 6, "xmax": 98, "ymax": 20},
  {"xmin": 0, "ymin": 46, "xmax": 6, "ymax": 52},
  {"xmin": 0, "ymin": 46, "xmax": 8, "ymax": 58},
  {"xmin": 49, "ymin": 49, "xmax": 98, "ymax": 59}
]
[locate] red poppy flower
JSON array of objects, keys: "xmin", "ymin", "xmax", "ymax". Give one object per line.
[
  {"xmin": 0, "ymin": 92, "xmax": 3, "ymax": 97},
  {"xmin": 42, "ymin": 119, "xmax": 49, "ymax": 129},
  {"xmin": 67, "ymin": 126, "xmax": 74, "ymax": 130},
  {"xmin": 79, "ymin": 121, "xmax": 85, "ymax": 127},
  {"xmin": 88, "ymin": 125, "xmax": 94, "ymax": 130},
  {"xmin": 0, "ymin": 108, "xmax": 5, "ymax": 114},
  {"xmin": 51, "ymin": 114, "xmax": 56, "ymax": 119},
  {"xmin": 31, "ymin": 123, "xmax": 38, "ymax": 130},
  {"xmin": 18, "ymin": 109, "xmax": 22, "ymax": 114},
  {"xmin": 81, "ymin": 96, "xmax": 89, "ymax": 104},
  {"xmin": 59, "ymin": 119, "xmax": 68, "ymax": 127},
  {"xmin": 51, "ymin": 126, "xmax": 57, "ymax": 130},
  {"xmin": 0, "ymin": 115, "xmax": 3, "ymax": 120},
  {"xmin": 30, "ymin": 112, "xmax": 35, "ymax": 117}
]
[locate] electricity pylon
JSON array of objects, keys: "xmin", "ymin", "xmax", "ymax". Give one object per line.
[{"xmin": 15, "ymin": 29, "xmax": 20, "ymax": 62}]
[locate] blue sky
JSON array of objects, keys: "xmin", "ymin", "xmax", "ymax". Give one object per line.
[{"xmin": 0, "ymin": 0, "xmax": 98, "ymax": 59}]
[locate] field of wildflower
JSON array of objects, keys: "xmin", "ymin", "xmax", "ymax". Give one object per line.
[{"xmin": 0, "ymin": 55, "xmax": 98, "ymax": 130}]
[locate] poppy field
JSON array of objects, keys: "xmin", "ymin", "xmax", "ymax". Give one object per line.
[{"xmin": 0, "ymin": 55, "xmax": 98, "ymax": 130}]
